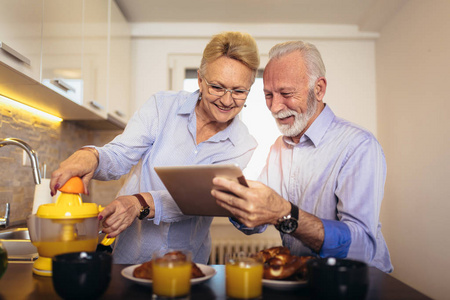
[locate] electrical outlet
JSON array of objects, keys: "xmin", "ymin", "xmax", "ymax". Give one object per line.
[{"xmin": 22, "ymin": 150, "xmax": 31, "ymax": 166}]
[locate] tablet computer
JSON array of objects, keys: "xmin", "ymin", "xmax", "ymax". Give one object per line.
[{"xmin": 154, "ymin": 164, "xmax": 248, "ymax": 217}]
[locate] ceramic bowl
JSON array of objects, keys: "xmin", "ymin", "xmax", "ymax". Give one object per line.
[
  {"xmin": 52, "ymin": 251, "xmax": 112, "ymax": 300},
  {"xmin": 307, "ymin": 257, "xmax": 368, "ymax": 300}
]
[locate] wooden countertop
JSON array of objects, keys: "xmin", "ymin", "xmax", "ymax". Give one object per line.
[{"xmin": 0, "ymin": 263, "xmax": 431, "ymax": 299}]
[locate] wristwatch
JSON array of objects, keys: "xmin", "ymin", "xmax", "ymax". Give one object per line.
[
  {"xmin": 275, "ymin": 202, "xmax": 299, "ymax": 234},
  {"xmin": 134, "ymin": 194, "xmax": 150, "ymax": 220}
]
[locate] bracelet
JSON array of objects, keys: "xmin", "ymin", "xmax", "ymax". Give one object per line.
[{"xmin": 78, "ymin": 147, "xmax": 99, "ymax": 160}]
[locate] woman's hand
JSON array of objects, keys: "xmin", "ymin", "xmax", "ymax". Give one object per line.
[
  {"xmin": 50, "ymin": 148, "xmax": 99, "ymax": 196},
  {"xmin": 99, "ymin": 193, "xmax": 155, "ymax": 238}
]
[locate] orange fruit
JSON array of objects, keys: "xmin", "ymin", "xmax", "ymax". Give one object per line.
[{"xmin": 58, "ymin": 177, "xmax": 85, "ymax": 194}]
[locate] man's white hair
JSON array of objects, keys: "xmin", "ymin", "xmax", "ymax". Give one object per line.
[{"xmin": 268, "ymin": 41, "xmax": 326, "ymax": 88}]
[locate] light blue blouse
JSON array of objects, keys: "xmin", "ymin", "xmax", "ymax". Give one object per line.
[{"xmin": 93, "ymin": 90, "xmax": 257, "ymax": 264}]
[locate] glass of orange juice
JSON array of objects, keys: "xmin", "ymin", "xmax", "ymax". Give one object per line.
[
  {"xmin": 152, "ymin": 249, "xmax": 192, "ymax": 299},
  {"xmin": 225, "ymin": 252, "xmax": 264, "ymax": 299}
]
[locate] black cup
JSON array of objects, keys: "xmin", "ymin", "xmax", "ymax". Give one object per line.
[
  {"xmin": 307, "ymin": 257, "xmax": 368, "ymax": 300},
  {"xmin": 52, "ymin": 251, "xmax": 112, "ymax": 300}
]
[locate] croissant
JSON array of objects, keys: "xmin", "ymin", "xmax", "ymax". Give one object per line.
[{"xmin": 259, "ymin": 246, "xmax": 314, "ymax": 280}]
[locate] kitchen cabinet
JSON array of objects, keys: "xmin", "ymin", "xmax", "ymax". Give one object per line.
[
  {"xmin": 82, "ymin": 0, "xmax": 109, "ymax": 119},
  {"xmin": 0, "ymin": 0, "xmax": 43, "ymax": 83},
  {"xmin": 0, "ymin": 0, "xmax": 131, "ymax": 130},
  {"xmin": 107, "ymin": 0, "xmax": 131, "ymax": 126},
  {"xmin": 41, "ymin": 0, "xmax": 83, "ymax": 105}
]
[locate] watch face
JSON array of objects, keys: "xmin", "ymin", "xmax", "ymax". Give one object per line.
[
  {"xmin": 280, "ymin": 218, "xmax": 298, "ymax": 234},
  {"xmin": 138, "ymin": 207, "xmax": 150, "ymax": 220}
]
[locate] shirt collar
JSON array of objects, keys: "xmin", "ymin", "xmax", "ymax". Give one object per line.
[
  {"xmin": 178, "ymin": 90, "xmax": 200, "ymax": 115},
  {"xmin": 283, "ymin": 104, "xmax": 335, "ymax": 147}
]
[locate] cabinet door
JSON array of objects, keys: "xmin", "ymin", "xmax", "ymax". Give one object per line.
[
  {"xmin": 41, "ymin": 0, "xmax": 83, "ymax": 104},
  {"xmin": 83, "ymin": 0, "xmax": 109, "ymax": 118},
  {"xmin": 108, "ymin": 0, "xmax": 131, "ymax": 126},
  {"xmin": 0, "ymin": 0, "xmax": 43, "ymax": 83}
]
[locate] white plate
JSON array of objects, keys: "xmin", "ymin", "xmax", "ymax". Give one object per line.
[
  {"xmin": 121, "ymin": 263, "xmax": 216, "ymax": 287},
  {"xmin": 262, "ymin": 278, "xmax": 308, "ymax": 290}
]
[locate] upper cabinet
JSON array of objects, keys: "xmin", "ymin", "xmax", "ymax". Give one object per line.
[
  {"xmin": 0, "ymin": 0, "xmax": 131, "ymax": 129},
  {"xmin": 41, "ymin": 0, "xmax": 83, "ymax": 104},
  {"xmin": 82, "ymin": 0, "xmax": 109, "ymax": 119},
  {"xmin": 108, "ymin": 0, "xmax": 131, "ymax": 126},
  {"xmin": 0, "ymin": 0, "xmax": 43, "ymax": 83}
]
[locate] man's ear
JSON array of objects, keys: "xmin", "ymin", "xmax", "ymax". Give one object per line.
[{"xmin": 315, "ymin": 77, "xmax": 327, "ymax": 101}]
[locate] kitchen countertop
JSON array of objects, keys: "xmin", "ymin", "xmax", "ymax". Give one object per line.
[{"xmin": 0, "ymin": 263, "xmax": 431, "ymax": 299}]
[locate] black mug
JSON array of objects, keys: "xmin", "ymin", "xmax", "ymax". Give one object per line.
[
  {"xmin": 307, "ymin": 257, "xmax": 368, "ymax": 300},
  {"xmin": 52, "ymin": 251, "xmax": 112, "ymax": 300}
]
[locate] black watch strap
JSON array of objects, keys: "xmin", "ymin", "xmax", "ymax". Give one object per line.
[
  {"xmin": 134, "ymin": 193, "xmax": 150, "ymax": 220},
  {"xmin": 290, "ymin": 202, "xmax": 299, "ymax": 220}
]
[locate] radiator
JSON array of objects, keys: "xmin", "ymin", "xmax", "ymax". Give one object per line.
[{"xmin": 209, "ymin": 239, "xmax": 281, "ymax": 265}]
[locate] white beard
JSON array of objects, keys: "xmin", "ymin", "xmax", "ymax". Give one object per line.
[{"xmin": 273, "ymin": 90, "xmax": 317, "ymax": 137}]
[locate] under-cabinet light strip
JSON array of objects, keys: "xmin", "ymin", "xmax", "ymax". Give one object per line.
[{"xmin": 0, "ymin": 94, "xmax": 63, "ymax": 123}]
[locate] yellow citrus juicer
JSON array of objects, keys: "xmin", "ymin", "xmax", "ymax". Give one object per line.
[{"xmin": 27, "ymin": 180, "xmax": 114, "ymax": 276}]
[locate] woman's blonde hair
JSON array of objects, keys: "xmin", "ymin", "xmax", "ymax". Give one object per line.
[{"xmin": 199, "ymin": 31, "xmax": 260, "ymax": 83}]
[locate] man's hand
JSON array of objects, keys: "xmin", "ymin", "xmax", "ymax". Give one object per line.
[
  {"xmin": 212, "ymin": 176, "xmax": 325, "ymax": 252},
  {"xmin": 211, "ymin": 177, "xmax": 291, "ymax": 228}
]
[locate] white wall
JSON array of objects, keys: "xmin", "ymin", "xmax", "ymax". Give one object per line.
[{"xmin": 376, "ymin": 1, "xmax": 450, "ymax": 299}]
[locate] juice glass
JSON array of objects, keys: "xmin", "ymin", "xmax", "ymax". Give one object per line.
[
  {"xmin": 152, "ymin": 249, "xmax": 192, "ymax": 299},
  {"xmin": 225, "ymin": 252, "xmax": 263, "ymax": 299}
]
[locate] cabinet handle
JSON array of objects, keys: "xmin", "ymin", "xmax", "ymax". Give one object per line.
[
  {"xmin": 51, "ymin": 79, "xmax": 76, "ymax": 93},
  {"xmin": 89, "ymin": 100, "xmax": 104, "ymax": 111},
  {"xmin": 0, "ymin": 41, "xmax": 31, "ymax": 65},
  {"xmin": 115, "ymin": 110, "xmax": 126, "ymax": 118}
]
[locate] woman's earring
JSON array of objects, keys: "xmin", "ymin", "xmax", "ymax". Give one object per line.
[
  {"xmin": 198, "ymin": 93, "xmax": 202, "ymax": 101},
  {"xmin": 244, "ymin": 104, "xmax": 247, "ymax": 108}
]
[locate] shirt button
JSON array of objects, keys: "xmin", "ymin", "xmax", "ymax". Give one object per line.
[{"xmin": 194, "ymin": 150, "xmax": 198, "ymax": 154}]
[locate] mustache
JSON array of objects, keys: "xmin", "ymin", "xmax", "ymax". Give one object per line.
[{"xmin": 272, "ymin": 110, "xmax": 298, "ymax": 119}]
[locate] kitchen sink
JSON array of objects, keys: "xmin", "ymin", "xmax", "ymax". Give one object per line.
[
  {"xmin": 0, "ymin": 228, "xmax": 38, "ymax": 262},
  {"xmin": 0, "ymin": 228, "xmax": 30, "ymax": 239}
]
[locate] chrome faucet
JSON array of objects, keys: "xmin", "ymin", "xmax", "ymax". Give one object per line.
[
  {"xmin": 0, "ymin": 203, "xmax": 9, "ymax": 229},
  {"xmin": 0, "ymin": 138, "xmax": 42, "ymax": 228}
]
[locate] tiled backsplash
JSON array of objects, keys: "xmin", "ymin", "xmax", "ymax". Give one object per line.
[{"xmin": 0, "ymin": 100, "xmax": 125, "ymax": 225}]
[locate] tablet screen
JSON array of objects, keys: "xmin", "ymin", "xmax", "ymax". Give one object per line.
[{"xmin": 154, "ymin": 164, "xmax": 247, "ymax": 217}]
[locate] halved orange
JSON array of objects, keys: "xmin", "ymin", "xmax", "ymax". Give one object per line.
[{"xmin": 58, "ymin": 177, "xmax": 85, "ymax": 194}]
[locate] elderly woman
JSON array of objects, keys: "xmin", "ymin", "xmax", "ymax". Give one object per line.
[{"xmin": 50, "ymin": 31, "xmax": 260, "ymax": 264}]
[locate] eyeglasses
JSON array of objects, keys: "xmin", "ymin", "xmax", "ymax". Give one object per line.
[{"xmin": 202, "ymin": 77, "xmax": 251, "ymax": 101}]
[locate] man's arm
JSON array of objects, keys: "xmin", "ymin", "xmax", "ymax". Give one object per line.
[{"xmin": 212, "ymin": 178, "xmax": 325, "ymax": 252}]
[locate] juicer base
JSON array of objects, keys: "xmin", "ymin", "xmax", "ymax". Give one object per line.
[
  {"xmin": 33, "ymin": 256, "xmax": 52, "ymax": 276},
  {"xmin": 32, "ymin": 267, "xmax": 52, "ymax": 277}
]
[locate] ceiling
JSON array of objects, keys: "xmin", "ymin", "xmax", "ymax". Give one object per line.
[{"xmin": 114, "ymin": 0, "xmax": 408, "ymax": 32}]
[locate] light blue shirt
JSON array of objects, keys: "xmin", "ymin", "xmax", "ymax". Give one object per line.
[
  {"xmin": 235, "ymin": 105, "xmax": 393, "ymax": 273},
  {"xmin": 93, "ymin": 90, "xmax": 257, "ymax": 264}
]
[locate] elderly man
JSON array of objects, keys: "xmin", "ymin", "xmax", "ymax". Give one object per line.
[{"xmin": 212, "ymin": 41, "xmax": 393, "ymax": 272}]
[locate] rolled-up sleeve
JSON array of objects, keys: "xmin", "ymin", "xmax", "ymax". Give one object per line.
[{"xmin": 319, "ymin": 219, "xmax": 351, "ymax": 257}]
